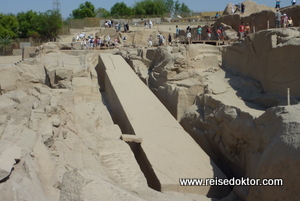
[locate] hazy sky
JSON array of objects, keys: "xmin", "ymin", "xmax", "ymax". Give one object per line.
[{"xmin": 0, "ymin": 0, "xmax": 294, "ymax": 18}]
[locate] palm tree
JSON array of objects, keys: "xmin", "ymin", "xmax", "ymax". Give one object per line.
[{"xmin": 0, "ymin": 36, "xmax": 13, "ymax": 56}]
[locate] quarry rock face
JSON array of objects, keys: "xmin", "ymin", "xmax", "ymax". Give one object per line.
[
  {"xmin": 222, "ymin": 28, "xmax": 300, "ymax": 97},
  {"xmin": 0, "ymin": 44, "xmax": 226, "ymax": 201},
  {"xmin": 133, "ymin": 44, "xmax": 223, "ymax": 120},
  {"xmin": 123, "ymin": 25, "xmax": 300, "ymax": 201},
  {"xmin": 247, "ymin": 106, "xmax": 300, "ymax": 201},
  {"xmin": 2, "ymin": 4, "xmax": 300, "ymax": 200}
]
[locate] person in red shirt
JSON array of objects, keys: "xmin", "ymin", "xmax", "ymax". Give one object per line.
[
  {"xmin": 206, "ymin": 26, "xmax": 212, "ymax": 40},
  {"xmin": 239, "ymin": 22, "xmax": 245, "ymax": 40}
]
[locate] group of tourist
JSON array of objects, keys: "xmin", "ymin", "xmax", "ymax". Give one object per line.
[
  {"xmin": 144, "ymin": 20, "xmax": 153, "ymax": 29},
  {"xmin": 275, "ymin": 9, "xmax": 294, "ymax": 28},
  {"xmin": 104, "ymin": 20, "xmax": 113, "ymax": 28},
  {"xmin": 117, "ymin": 22, "xmax": 130, "ymax": 32},
  {"xmin": 72, "ymin": 32, "xmax": 120, "ymax": 49},
  {"xmin": 185, "ymin": 24, "xmax": 225, "ymax": 43},
  {"xmin": 104, "ymin": 20, "xmax": 130, "ymax": 32},
  {"xmin": 147, "ymin": 33, "xmax": 171, "ymax": 47},
  {"xmin": 238, "ymin": 22, "xmax": 251, "ymax": 40},
  {"xmin": 151, "ymin": 24, "xmax": 226, "ymax": 46}
]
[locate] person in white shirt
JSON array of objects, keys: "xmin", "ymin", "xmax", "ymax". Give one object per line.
[
  {"xmin": 149, "ymin": 20, "xmax": 153, "ymax": 29},
  {"xmin": 148, "ymin": 35, "xmax": 153, "ymax": 47}
]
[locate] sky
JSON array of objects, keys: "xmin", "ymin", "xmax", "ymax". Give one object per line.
[{"xmin": 0, "ymin": 0, "xmax": 294, "ymax": 19}]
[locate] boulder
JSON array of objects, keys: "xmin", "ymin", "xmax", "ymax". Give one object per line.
[
  {"xmin": 247, "ymin": 106, "xmax": 300, "ymax": 201},
  {"xmin": 100, "ymin": 28, "xmax": 119, "ymax": 40},
  {"xmin": 223, "ymin": 0, "xmax": 275, "ymax": 16},
  {"xmin": 41, "ymin": 43, "xmax": 60, "ymax": 54},
  {"xmin": 223, "ymin": 3, "xmax": 235, "ymax": 15}
]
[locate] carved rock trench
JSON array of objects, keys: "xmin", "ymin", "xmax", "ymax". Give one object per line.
[{"xmin": 123, "ymin": 38, "xmax": 300, "ymax": 201}]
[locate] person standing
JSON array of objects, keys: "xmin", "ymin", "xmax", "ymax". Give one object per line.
[
  {"xmin": 149, "ymin": 20, "xmax": 153, "ymax": 29},
  {"xmin": 144, "ymin": 21, "xmax": 148, "ymax": 29},
  {"xmin": 288, "ymin": 17, "xmax": 293, "ymax": 27},
  {"xmin": 175, "ymin": 25, "xmax": 180, "ymax": 40},
  {"xmin": 197, "ymin": 25, "xmax": 202, "ymax": 40},
  {"xmin": 292, "ymin": 0, "xmax": 296, "ymax": 5},
  {"xmin": 157, "ymin": 34, "xmax": 165, "ymax": 46},
  {"xmin": 148, "ymin": 35, "xmax": 153, "ymax": 47},
  {"xmin": 124, "ymin": 23, "xmax": 127, "ymax": 32},
  {"xmin": 186, "ymin": 25, "xmax": 192, "ymax": 44},
  {"xmin": 217, "ymin": 27, "xmax": 222, "ymax": 40},
  {"xmin": 283, "ymin": 14, "xmax": 288, "ymax": 28},
  {"xmin": 186, "ymin": 25, "xmax": 192, "ymax": 33},
  {"xmin": 106, "ymin": 35, "xmax": 111, "ymax": 46},
  {"xmin": 118, "ymin": 23, "xmax": 121, "ymax": 32},
  {"xmin": 97, "ymin": 37, "xmax": 101, "ymax": 48},
  {"xmin": 186, "ymin": 30, "xmax": 191, "ymax": 44},
  {"xmin": 115, "ymin": 23, "xmax": 119, "ymax": 32},
  {"xmin": 168, "ymin": 34, "xmax": 172, "ymax": 45},
  {"xmin": 275, "ymin": 0, "xmax": 281, "ymax": 8},
  {"xmin": 245, "ymin": 23, "xmax": 251, "ymax": 36},
  {"xmin": 275, "ymin": 9, "xmax": 282, "ymax": 28},
  {"xmin": 239, "ymin": 22, "xmax": 245, "ymax": 40},
  {"xmin": 241, "ymin": 3, "xmax": 245, "ymax": 15},
  {"xmin": 214, "ymin": 12, "xmax": 220, "ymax": 19},
  {"xmin": 206, "ymin": 26, "xmax": 212, "ymax": 40}
]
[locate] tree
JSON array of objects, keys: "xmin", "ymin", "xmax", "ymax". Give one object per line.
[
  {"xmin": 71, "ymin": 1, "xmax": 96, "ymax": 19},
  {"xmin": 96, "ymin": 7, "xmax": 111, "ymax": 18},
  {"xmin": 174, "ymin": 0, "xmax": 181, "ymax": 15},
  {"xmin": 0, "ymin": 14, "xmax": 18, "ymax": 38},
  {"xmin": 0, "ymin": 36, "xmax": 13, "ymax": 55},
  {"xmin": 133, "ymin": 0, "xmax": 167, "ymax": 16},
  {"xmin": 110, "ymin": 2, "xmax": 133, "ymax": 17},
  {"xmin": 173, "ymin": 1, "xmax": 191, "ymax": 17},
  {"xmin": 17, "ymin": 10, "xmax": 62, "ymax": 40},
  {"xmin": 38, "ymin": 10, "xmax": 62, "ymax": 40},
  {"xmin": 164, "ymin": 0, "xmax": 174, "ymax": 14},
  {"xmin": 17, "ymin": 10, "xmax": 40, "ymax": 38},
  {"xmin": 180, "ymin": 3, "xmax": 191, "ymax": 14}
]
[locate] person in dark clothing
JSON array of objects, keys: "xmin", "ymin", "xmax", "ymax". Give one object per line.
[
  {"xmin": 168, "ymin": 34, "xmax": 172, "ymax": 45},
  {"xmin": 186, "ymin": 25, "xmax": 192, "ymax": 33},
  {"xmin": 241, "ymin": 3, "xmax": 245, "ymax": 14}
]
